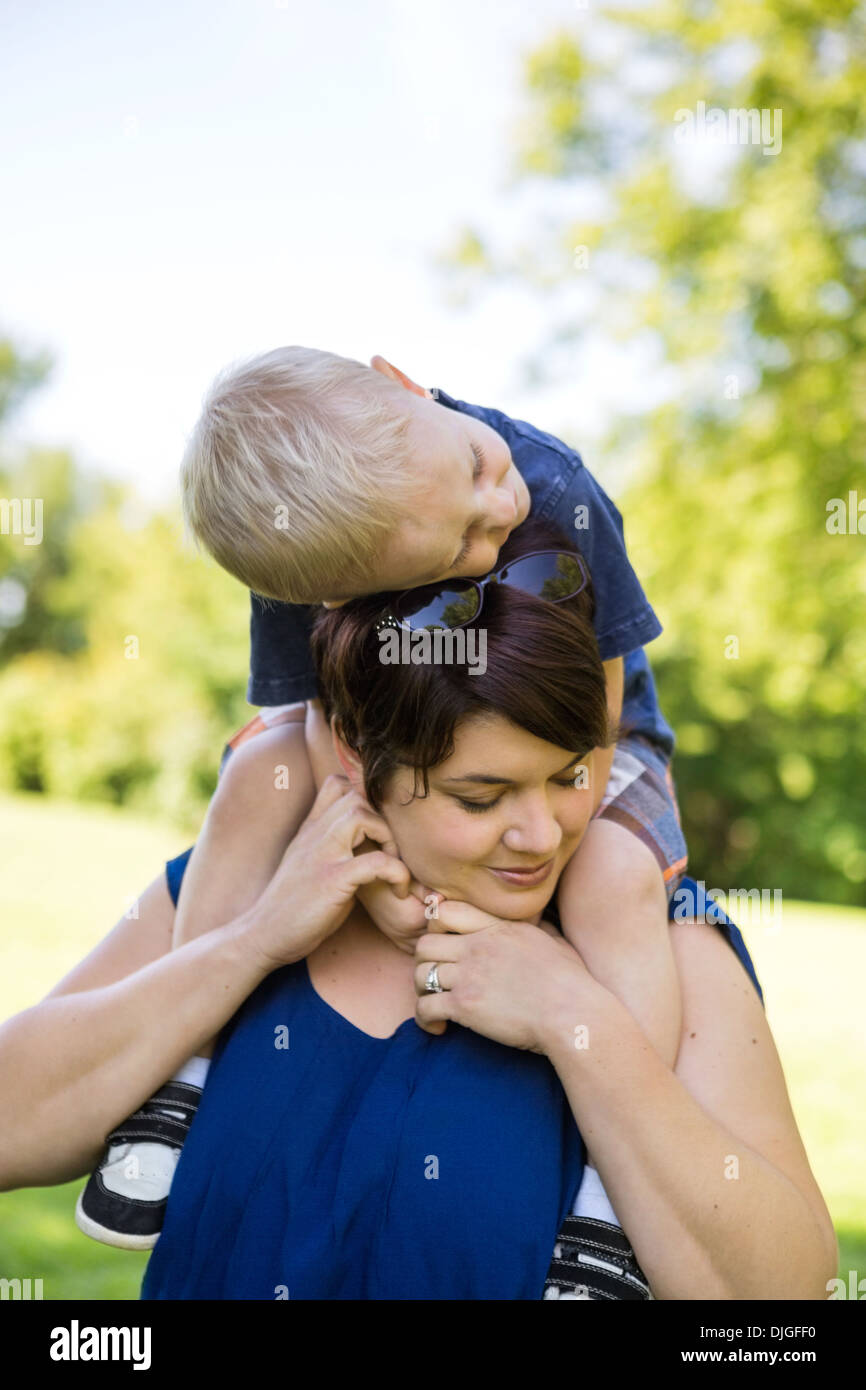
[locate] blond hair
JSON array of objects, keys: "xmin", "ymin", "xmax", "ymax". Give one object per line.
[{"xmin": 180, "ymin": 346, "xmax": 427, "ymax": 603}]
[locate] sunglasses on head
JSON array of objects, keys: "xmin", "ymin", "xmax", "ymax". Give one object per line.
[{"xmin": 380, "ymin": 549, "xmax": 589, "ymax": 632}]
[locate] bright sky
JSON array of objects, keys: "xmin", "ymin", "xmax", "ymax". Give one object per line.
[{"xmin": 2, "ymin": 0, "xmax": 643, "ymax": 505}]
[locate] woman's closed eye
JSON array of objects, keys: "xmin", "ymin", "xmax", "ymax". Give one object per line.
[{"xmin": 456, "ymin": 778, "xmax": 580, "ymax": 813}]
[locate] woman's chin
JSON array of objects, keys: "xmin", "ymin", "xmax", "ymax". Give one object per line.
[
  {"xmin": 444, "ymin": 874, "xmax": 557, "ymax": 921},
  {"xmin": 492, "ymin": 888, "xmax": 557, "ymax": 921}
]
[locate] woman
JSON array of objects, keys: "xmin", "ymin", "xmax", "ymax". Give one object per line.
[
  {"xmin": 0, "ymin": 524, "xmax": 836, "ymax": 1300},
  {"xmin": 136, "ymin": 522, "xmax": 833, "ymax": 1299}
]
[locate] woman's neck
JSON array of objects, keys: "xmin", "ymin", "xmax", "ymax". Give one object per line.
[{"xmin": 305, "ymin": 903, "xmax": 420, "ymax": 1039}]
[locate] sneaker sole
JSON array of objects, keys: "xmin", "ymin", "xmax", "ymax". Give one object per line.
[{"xmin": 74, "ymin": 1190, "xmax": 161, "ymax": 1251}]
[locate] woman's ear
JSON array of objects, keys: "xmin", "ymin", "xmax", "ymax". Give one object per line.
[{"xmin": 330, "ymin": 718, "xmax": 365, "ymax": 787}]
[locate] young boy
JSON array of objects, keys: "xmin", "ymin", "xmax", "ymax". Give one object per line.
[{"xmin": 76, "ymin": 347, "xmax": 687, "ymax": 1291}]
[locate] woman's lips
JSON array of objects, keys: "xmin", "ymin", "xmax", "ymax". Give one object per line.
[{"xmin": 487, "ymin": 858, "xmax": 554, "ymax": 888}]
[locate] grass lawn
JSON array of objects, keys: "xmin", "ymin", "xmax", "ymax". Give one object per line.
[{"xmin": 0, "ymin": 789, "xmax": 863, "ymax": 1300}]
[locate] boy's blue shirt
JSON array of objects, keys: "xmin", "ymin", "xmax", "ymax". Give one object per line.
[{"xmin": 247, "ymin": 386, "xmax": 676, "ymax": 759}]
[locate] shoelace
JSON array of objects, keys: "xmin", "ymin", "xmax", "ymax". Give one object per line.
[{"xmin": 104, "ymin": 1082, "xmax": 202, "ymax": 1151}]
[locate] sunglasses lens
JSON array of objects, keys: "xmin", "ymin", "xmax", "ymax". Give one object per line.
[
  {"xmin": 497, "ymin": 552, "xmax": 585, "ymax": 602},
  {"xmin": 397, "ymin": 583, "xmax": 480, "ymax": 630}
]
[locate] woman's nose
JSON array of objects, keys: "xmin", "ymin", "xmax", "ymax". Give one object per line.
[{"xmin": 501, "ymin": 804, "xmax": 563, "ymax": 858}]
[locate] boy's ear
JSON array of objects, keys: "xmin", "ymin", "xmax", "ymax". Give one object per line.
[{"xmin": 370, "ymin": 354, "xmax": 433, "ymax": 400}]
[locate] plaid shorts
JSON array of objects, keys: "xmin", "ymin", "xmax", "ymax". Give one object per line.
[
  {"xmin": 218, "ymin": 709, "xmax": 688, "ymax": 900},
  {"xmin": 217, "ymin": 702, "xmax": 305, "ymax": 778},
  {"xmin": 593, "ymin": 734, "xmax": 688, "ymax": 901}
]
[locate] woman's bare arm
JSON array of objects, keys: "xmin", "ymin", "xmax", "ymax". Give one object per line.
[
  {"xmin": 0, "ymin": 891, "xmax": 273, "ymax": 1192},
  {"xmin": 0, "ymin": 712, "xmax": 317, "ymax": 1192},
  {"xmin": 542, "ymin": 916, "xmax": 837, "ymax": 1299}
]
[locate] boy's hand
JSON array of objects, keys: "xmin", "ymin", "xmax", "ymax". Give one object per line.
[{"xmin": 355, "ymin": 843, "xmax": 435, "ymax": 956}]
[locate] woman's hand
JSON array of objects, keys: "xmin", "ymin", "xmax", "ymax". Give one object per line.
[
  {"xmin": 242, "ymin": 775, "xmax": 412, "ymax": 971},
  {"xmin": 413, "ymin": 899, "xmax": 597, "ymax": 1054},
  {"xmin": 354, "ymin": 851, "xmax": 434, "ymax": 956}
]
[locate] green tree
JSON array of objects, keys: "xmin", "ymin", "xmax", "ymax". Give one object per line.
[{"xmin": 445, "ymin": 0, "xmax": 866, "ymax": 903}]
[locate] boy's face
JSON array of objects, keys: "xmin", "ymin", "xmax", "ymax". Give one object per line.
[{"xmin": 322, "ymin": 379, "xmax": 531, "ymax": 606}]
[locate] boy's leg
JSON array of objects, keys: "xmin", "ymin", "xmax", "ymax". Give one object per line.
[
  {"xmin": 170, "ymin": 703, "xmax": 309, "ymax": 1057},
  {"xmin": 556, "ymin": 735, "xmax": 688, "ymax": 1069},
  {"xmin": 593, "ymin": 735, "xmax": 688, "ymax": 900}
]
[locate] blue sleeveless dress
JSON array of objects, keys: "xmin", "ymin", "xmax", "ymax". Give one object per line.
[{"xmin": 142, "ymin": 853, "xmax": 762, "ymax": 1301}]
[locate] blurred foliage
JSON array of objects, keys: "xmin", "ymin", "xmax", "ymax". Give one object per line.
[
  {"xmin": 0, "ymin": 339, "xmax": 250, "ymax": 835},
  {"xmin": 0, "ymin": 336, "xmax": 53, "ymax": 424},
  {"xmin": 445, "ymin": 0, "xmax": 866, "ymax": 904}
]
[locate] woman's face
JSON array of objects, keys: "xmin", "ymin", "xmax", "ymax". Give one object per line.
[{"xmin": 364, "ymin": 712, "xmax": 599, "ymax": 922}]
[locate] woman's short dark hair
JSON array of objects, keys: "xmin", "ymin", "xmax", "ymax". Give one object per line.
[{"xmin": 310, "ymin": 515, "xmax": 612, "ymax": 810}]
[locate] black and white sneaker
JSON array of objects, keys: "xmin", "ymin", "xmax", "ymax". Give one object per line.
[
  {"xmin": 542, "ymin": 1215, "xmax": 654, "ymax": 1300},
  {"xmin": 75, "ymin": 1081, "xmax": 203, "ymax": 1251}
]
